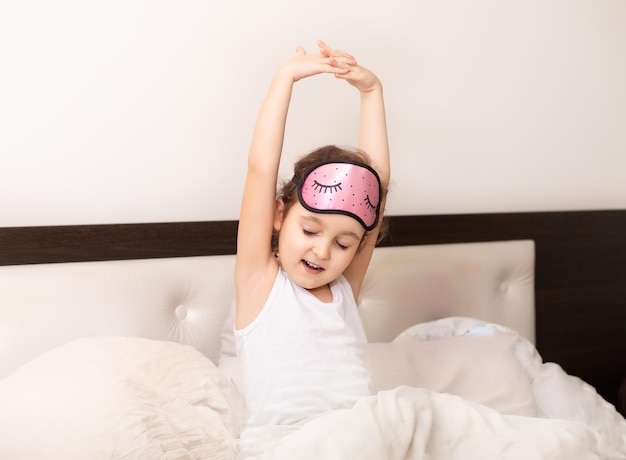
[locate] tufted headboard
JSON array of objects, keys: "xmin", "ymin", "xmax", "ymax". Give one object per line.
[
  {"xmin": 1, "ymin": 210, "xmax": 624, "ymax": 414},
  {"xmin": 0, "ymin": 240, "xmax": 534, "ymax": 379}
]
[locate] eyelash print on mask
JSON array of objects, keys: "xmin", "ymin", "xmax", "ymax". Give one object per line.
[
  {"xmin": 312, "ymin": 180, "xmax": 342, "ymax": 194},
  {"xmin": 364, "ymin": 195, "xmax": 378, "ymax": 213}
]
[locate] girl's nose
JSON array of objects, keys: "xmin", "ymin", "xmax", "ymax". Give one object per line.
[{"xmin": 312, "ymin": 242, "xmax": 331, "ymax": 260}]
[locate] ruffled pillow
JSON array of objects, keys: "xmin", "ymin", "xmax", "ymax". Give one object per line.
[{"xmin": 0, "ymin": 337, "xmax": 245, "ymax": 459}]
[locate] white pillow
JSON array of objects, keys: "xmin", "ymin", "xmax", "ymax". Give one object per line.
[
  {"xmin": 0, "ymin": 337, "xmax": 245, "ymax": 460},
  {"xmin": 367, "ymin": 318, "xmax": 539, "ymax": 417}
]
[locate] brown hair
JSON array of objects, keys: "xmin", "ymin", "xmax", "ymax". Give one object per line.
[{"xmin": 274, "ymin": 145, "xmax": 389, "ymax": 251}]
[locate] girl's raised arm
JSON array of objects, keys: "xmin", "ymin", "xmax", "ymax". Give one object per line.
[{"xmin": 235, "ymin": 46, "xmax": 354, "ymax": 327}]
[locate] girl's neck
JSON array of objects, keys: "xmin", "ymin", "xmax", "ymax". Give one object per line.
[{"xmin": 307, "ymin": 283, "xmax": 333, "ymax": 303}]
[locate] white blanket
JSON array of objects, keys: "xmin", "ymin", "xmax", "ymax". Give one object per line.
[
  {"xmin": 240, "ymin": 386, "xmax": 626, "ymax": 460},
  {"xmin": 1, "ymin": 331, "xmax": 624, "ymax": 459}
]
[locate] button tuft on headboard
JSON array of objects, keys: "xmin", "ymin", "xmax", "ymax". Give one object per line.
[{"xmin": 175, "ymin": 305, "xmax": 188, "ymax": 320}]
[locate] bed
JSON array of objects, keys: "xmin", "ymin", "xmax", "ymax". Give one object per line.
[{"xmin": 0, "ymin": 210, "xmax": 625, "ymax": 459}]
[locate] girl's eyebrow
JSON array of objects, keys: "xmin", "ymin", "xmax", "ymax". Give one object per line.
[{"xmin": 300, "ymin": 214, "xmax": 362, "ymax": 240}]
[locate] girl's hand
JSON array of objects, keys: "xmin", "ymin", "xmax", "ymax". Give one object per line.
[
  {"xmin": 318, "ymin": 40, "xmax": 381, "ymax": 93},
  {"xmin": 277, "ymin": 43, "xmax": 353, "ymax": 83}
]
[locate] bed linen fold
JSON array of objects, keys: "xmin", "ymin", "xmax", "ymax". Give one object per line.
[{"xmin": 239, "ymin": 386, "xmax": 626, "ymax": 460}]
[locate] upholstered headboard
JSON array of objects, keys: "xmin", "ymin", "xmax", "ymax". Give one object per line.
[{"xmin": 0, "ymin": 240, "xmax": 534, "ymax": 379}]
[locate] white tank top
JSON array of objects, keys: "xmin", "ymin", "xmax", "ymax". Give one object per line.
[{"xmin": 235, "ymin": 268, "xmax": 370, "ymax": 427}]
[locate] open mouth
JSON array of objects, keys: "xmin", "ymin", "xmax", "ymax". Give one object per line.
[{"xmin": 302, "ymin": 260, "xmax": 324, "ymax": 272}]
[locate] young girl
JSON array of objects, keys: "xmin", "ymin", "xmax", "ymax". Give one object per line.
[{"xmin": 234, "ymin": 40, "xmax": 390, "ymax": 428}]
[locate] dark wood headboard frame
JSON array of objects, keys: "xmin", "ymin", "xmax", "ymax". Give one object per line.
[{"xmin": 1, "ymin": 210, "xmax": 625, "ymax": 415}]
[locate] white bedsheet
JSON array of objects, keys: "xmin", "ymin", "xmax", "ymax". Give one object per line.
[{"xmin": 240, "ymin": 386, "xmax": 626, "ymax": 460}]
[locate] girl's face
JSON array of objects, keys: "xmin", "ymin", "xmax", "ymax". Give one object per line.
[{"xmin": 274, "ymin": 201, "xmax": 365, "ymax": 291}]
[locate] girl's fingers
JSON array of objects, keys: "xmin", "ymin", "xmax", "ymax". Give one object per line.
[
  {"xmin": 329, "ymin": 56, "xmax": 348, "ymax": 68},
  {"xmin": 317, "ymin": 40, "xmax": 357, "ymax": 65},
  {"xmin": 333, "ymin": 67, "xmax": 353, "ymax": 79},
  {"xmin": 317, "ymin": 39, "xmax": 329, "ymax": 49}
]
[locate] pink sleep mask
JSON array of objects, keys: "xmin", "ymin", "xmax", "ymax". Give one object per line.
[{"xmin": 294, "ymin": 160, "xmax": 382, "ymax": 231}]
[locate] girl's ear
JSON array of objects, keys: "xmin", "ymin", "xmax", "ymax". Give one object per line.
[{"xmin": 273, "ymin": 199, "xmax": 286, "ymax": 232}]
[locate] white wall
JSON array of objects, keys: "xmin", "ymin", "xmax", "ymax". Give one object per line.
[{"xmin": 1, "ymin": 0, "xmax": 624, "ymax": 226}]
